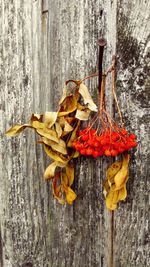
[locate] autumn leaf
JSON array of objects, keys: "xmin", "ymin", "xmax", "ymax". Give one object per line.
[
  {"xmin": 105, "ymin": 186, "xmax": 119, "ymax": 211},
  {"xmin": 58, "ymin": 95, "xmax": 77, "ymax": 116},
  {"xmin": 106, "ymin": 161, "xmax": 122, "ymax": 184},
  {"xmin": 44, "ymin": 161, "xmax": 66, "ymax": 179},
  {"xmin": 103, "ymin": 179, "xmax": 110, "ymax": 197},
  {"xmin": 75, "ymin": 109, "xmax": 91, "ymax": 121},
  {"xmin": 43, "ymin": 112, "xmax": 58, "ymax": 128},
  {"xmin": 42, "ymin": 137, "xmax": 67, "ymax": 155},
  {"xmin": 44, "ymin": 145, "xmax": 68, "ymax": 163},
  {"xmin": 114, "ymin": 154, "xmax": 130, "ymax": 189},
  {"xmin": 67, "ymin": 121, "xmax": 80, "ymax": 147},
  {"xmin": 72, "ymin": 151, "xmax": 80, "ymax": 158},
  {"xmin": 62, "ymin": 183, "xmax": 77, "ymax": 205},
  {"xmin": 5, "ymin": 124, "xmax": 31, "ymax": 136},
  {"xmin": 52, "ymin": 174, "xmax": 65, "ymax": 204},
  {"xmin": 36, "ymin": 128, "xmax": 59, "ymax": 143},
  {"xmin": 79, "ymin": 83, "xmax": 97, "ymax": 112},
  {"xmin": 64, "ymin": 120, "xmax": 73, "ymax": 132},
  {"xmin": 55, "ymin": 122, "xmax": 63, "ymax": 138},
  {"xmin": 66, "ymin": 164, "xmax": 74, "ymax": 186},
  {"xmin": 118, "ymin": 185, "xmax": 127, "ymax": 201}
]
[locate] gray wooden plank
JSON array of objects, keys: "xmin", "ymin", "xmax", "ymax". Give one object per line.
[
  {"xmin": 46, "ymin": 1, "xmax": 117, "ymax": 267},
  {"xmin": 0, "ymin": 0, "xmax": 49, "ymax": 266},
  {"xmin": 1, "ymin": 0, "xmax": 149, "ymax": 266},
  {"xmin": 114, "ymin": 1, "xmax": 150, "ymax": 266}
]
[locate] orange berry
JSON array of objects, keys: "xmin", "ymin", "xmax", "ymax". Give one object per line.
[{"xmin": 104, "ymin": 149, "xmax": 111, "ymax": 156}]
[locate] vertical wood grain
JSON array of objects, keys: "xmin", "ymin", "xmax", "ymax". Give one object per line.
[
  {"xmin": 114, "ymin": 1, "xmax": 150, "ymax": 266},
  {"xmin": 0, "ymin": 0, "xmax": 149, "ymax": 267}
]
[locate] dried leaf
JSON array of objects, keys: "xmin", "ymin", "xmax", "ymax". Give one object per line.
[
  {"xmin": 75, "ymin": 109, "xmax": 91, "ymax": 121},
  {"xmin": 30, "ymin": 114, "xmax": 44, "ymax": 128},
  {"xmin": 66, "ymin": 164, "xmax": 74, "ymax": 186},
  {"xmin": 103, "ymin": 179, "xmax": 110, "ymax": 195},
  {"xmin": 106, "ymin": 161, "xmax": 122, "ymax": 184},
  {"xmin": 66, "ymin": 187, "xmax": 77, "ymax": 204},
  {"xmin": 44, "ymin": 145, "xmax": 68, "ymax": 163},
  {"xmin": 55, "ymin": 122, "xmax": 62, "ymax": 138},
  {"xmin": 30, "ymin": 113, "xmax": 42, "ymax": 121},
  {"xmin": 62, "ymin": 183, "xmax": 77, "ymax": 205},
  {"xmin": 44, "ymin": 161, "xmax": 66, "ymax": 179},
  {"xmin": 114, "ymin": 154, "xmax": 130, "ymax": 189},
  {"xmin": 52, "ymin": 175, "xmax": 65, "ymax": 204},
  {"xmin": 79, "ymin": 83, "xmax": 97, "ymax": 112},
  {"xmin": 62, "ymin": 173, "xmax": 68, "ymax": 186},
  {"xmin": 58, "ymin": 95, "xmax": 77, "ymax": 117},
  {"xmin": 67, "ymin": 121, "xmax": 80, "ymax": 147},
  {"xmin": 5, "ymin": 124, "xmax": 31, "ymax": 136},
  {"xmin": 106, "ymin": 186, "xmax": 119, "ymax": 210},
  {"xmin": 32, "ymin": 121, "xmax": 44, "ymax": 129},
  {"xmin": 36, "ymin": 128, "xmax": 59, "ymax": 143},
  {"xmin": 42, "ymin": 137, "xmax": 67, "ymax": 155},
  {"xmin": 118, "ymin": 185, "xmax": 127, "ymax": 201},
  {"xmin": 64, "ymin": 120, "xmax": 73, "ymax": 132},
  {"xmin": 44, "ymin": 112, "xmax": 58, "ymax": 128}
]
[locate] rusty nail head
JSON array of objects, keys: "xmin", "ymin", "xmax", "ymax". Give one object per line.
[{"xmin": 98, "ymin": 38, "xmax": 107, "ymax": 47}]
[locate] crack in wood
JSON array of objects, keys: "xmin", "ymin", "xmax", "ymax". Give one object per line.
[{"xmin": 42, "ymin": 0, "xmax": 48, "ymax": 14}]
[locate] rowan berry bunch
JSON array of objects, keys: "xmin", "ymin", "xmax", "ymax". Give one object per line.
[{"xmin": 72, "ymin": 126, "xmax": 137, "ymax": 158}]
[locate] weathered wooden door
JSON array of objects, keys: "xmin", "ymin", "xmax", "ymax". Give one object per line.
[{"xmin": 1, "ymin": 1, "xmax": 149, "ymax": 267}]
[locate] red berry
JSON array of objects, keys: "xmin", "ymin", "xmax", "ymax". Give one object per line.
[
  {"xmin": 88, "ymin": 139, "xmax": 94, "ymax": 146},
  {"xmin": 121, "ymin": 129, "xmax": 128, "ymax": 135},
  {"xmin": 104, "ymin": 149, "xmax": 111, "ymax": 156},
  {"xmin": 80, "ymin": 149, "xmax": 86, "ymax": 155},
  {"xmin": 129, "ymin": 134, "xmax": 136, "ymax": 140},
  {"xmin": 86, "ymin": 148, "xmax": 93, "ymax": 156},
  {"xmin": 93, "ymin": 141, "xmax": 100, "ymax": 148},
  {"xmin": 92, "ymin": 151, "xmax": 99, "ymax": 158},
  {"xmin": 110, "ymin": 149, "xmax": 118, "ymax": 156},
  {"xmin": 81, "ymin": 134, "xmax": 89, "ymax": 141}
]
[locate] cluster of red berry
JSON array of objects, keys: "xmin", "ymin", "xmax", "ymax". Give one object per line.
[{"xmin": 72, "ymin": 127, "xmax": 137, "ymax": 158}]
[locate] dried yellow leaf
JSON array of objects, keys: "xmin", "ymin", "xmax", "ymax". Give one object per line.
[
  {"xmin": 58, "ymin": 95, "xmax": 77, "ymax": 117},
  {"xmin": 55, "ymin": 122, "xmax": 62, "ymax": 138},
  {"xmin": 42, "ymin": 137, "xmax": 67, "ymax": 155},
  {"xmin": 64, "ymin": 120, "xmax": 73, "ymax": 132},
  {"xmin": 105, "ymin": 186, "xmax": 119, "ymax": 211},
  {"xmin": 118, "ymin": 185, "xmax": 127, "ymax": 201},
  {"xmin": 62, "ymin": 183, "xmax": 77, "ymax": 205},
  {"xmin": 36, "ymin": 128, "xmax": 59, "ymax": 143},
  {"xmin": 31, "ymin": 121, "xmax": 44, "ymax": 129},
  {"xmin": 114, "ymin": 154, "xmax": 130, "ymax": 189},
  {"xmin": 44, "ymin": 161, "xmax": 66, "ymax": 179},
  {"xmin": 44, "ymin": 145, "xmax": 68, "ymax": 163},
  {"xmin": 67, "ymin": 121, "xmax": 80, "ymax": 147},
  {"xmin": 66, "ymin": 164, "xmax": 74, "ymax": 186},
  {"xmin": 72, "ymin": 151, "xmax": 80, "ymax": 158},
  {"xmin": 52, "ymin": 176, "xmax": 65, "ymax": 204},
  {"xmin": 75, "ymin": 109, "xmax": 91, "ymax": 121},
  {"xmin": 106, "ymin": 161, "xmax": 122, "ymax": 184},
  {"xmin": 44, "ymin": 112, "xmax": 58, "ymax": 128},
  {"xmin": 103, "ymin": 179, "xmax": 110, "ymax": 195},
  {"xmin": 79, "ymin": 83, "xmax": 97, "ymax": 112},
  {"xmin": 62, "ymin": 173, "xmax": 68, "ymax": 186},
  {"xmin": 30, "ymin": 113, "xmax": 42, "ymax": 121},
  {"xmin": 5, "ymin": 124, "xmax": 31, "ymax": 136}
]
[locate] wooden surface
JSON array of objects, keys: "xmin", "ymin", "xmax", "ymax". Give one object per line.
[{"xmin": 0, "ymin": 0, "xmax": 149, "ymax": 267}]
